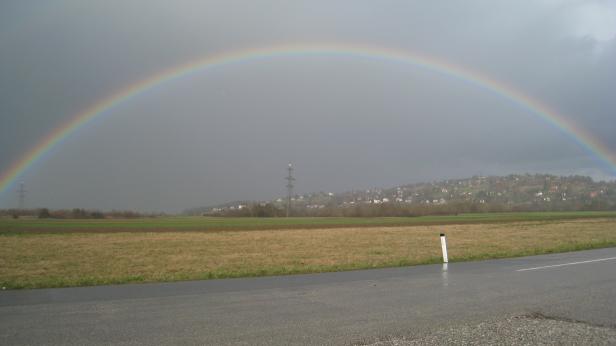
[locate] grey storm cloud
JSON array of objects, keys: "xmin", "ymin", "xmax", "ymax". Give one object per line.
[{"xmin": 0, "ymin": 0, "xmax": 615, "ymax": 211}]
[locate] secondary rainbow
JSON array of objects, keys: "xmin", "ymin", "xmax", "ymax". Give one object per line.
[{"xmin": 1, "ymin": 42, "xmax": 615, "ymax": 195}]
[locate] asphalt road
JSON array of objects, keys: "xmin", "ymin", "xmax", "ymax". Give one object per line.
[{"xmin": 1, "ymin": 248, "xmax": 616, "ymax": 345}]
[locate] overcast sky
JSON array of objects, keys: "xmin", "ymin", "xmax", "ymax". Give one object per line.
[{"xmin": 1, "ymin": 1, "xmax": 615, "ymax": 212}]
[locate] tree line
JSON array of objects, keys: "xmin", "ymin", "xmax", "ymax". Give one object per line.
[{"xmin": 1, "ymin": 208, "xmax": 164, "ymax": 219}]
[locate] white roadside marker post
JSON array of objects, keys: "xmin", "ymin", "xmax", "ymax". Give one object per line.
[{"xmin": 440, "ymin": 233, "xmax": 449, "ymax": 263}]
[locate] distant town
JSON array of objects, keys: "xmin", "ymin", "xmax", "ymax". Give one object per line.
[
  {"xmin": 3, "ymin": 173, "xmax": 615, "ymax": 219},
  {"xmin": 187, "ymin": 174, "xmax": 616, "ymax": 217}
]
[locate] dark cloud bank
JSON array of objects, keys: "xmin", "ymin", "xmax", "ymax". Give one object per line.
[{"xmin": 0, "ymin": 1, "xmax": 614, "ymax": 211}]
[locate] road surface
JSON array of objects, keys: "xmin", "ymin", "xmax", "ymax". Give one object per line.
[{"xmin": 1, "ymin": 248, "xmax": 616, "ymax": 345}]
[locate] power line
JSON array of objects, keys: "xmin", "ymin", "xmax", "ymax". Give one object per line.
[{"xmin": 285, "ymin": 163, "xmax": 295, "ymax": 217}]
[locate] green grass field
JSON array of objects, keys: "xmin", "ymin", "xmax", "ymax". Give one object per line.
[
  {"xmin": 1, "ymin": 211, "xmax": 616, "ymax": 289},
  {"xmin": 2, "ymin": 211, "xmax": 616, "ymax": 233}
]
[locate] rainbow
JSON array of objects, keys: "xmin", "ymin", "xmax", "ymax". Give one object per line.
[{"xmin": 1, "ymin": 42, "xmax": 615, "ymax": 196}]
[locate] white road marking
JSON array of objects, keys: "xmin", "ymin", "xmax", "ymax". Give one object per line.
[{"xmin": 516, "ymin": 256, "xmax": 616, "ymax": 272}]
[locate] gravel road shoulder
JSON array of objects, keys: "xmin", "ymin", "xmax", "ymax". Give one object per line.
[{"xmin": 363, "ymin": 314, "xmax": 616, "ymax": 346}]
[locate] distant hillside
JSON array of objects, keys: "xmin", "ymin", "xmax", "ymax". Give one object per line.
[
  {"xmin": 184, "ymin": 201, "xmax": 253, "ymax": 216},
  {"xmin": 185, "ymin": 174, "xmax": 616, "ymax": 216}
]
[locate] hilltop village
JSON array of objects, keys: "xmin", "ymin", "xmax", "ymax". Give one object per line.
[{"xmin": 190, "ymin": 174, "xmax": 616, "ymax": 217}]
